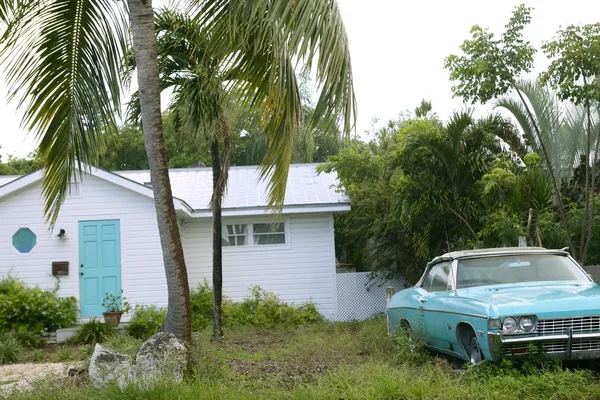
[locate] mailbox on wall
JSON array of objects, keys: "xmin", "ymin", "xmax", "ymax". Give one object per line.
[{"xmin": 52, "ymin": 261, "xmax": 69, "ymax": 276}]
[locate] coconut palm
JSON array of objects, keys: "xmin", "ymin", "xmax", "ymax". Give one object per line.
[
  {"xmin": 129, "ymin": 7, "xmax": 354, "ymax": 338},
  {"xmin": 0, "ymin": 0, "xmax": 355, "ymax": 340}
]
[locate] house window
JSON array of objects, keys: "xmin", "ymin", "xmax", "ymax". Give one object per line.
[
  {"xmin": 253, "ymin": 223, "xmax": 285, "ymax": 245},
  {"xmin": 222, "ymin": 224, "xmax": 248, "ymax": 246},
  {"xmin": 222, "ymin": 222, "xmax": 287, "ymax": 247},
  {"xmin": 13, "ymin": 228, "xmax": 37, "ymax": 253}
]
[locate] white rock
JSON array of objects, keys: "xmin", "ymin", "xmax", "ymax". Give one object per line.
[
  {"xmin": 88, "ymin": 344, "xmax": 131, "ymax": 389},
  {"xmin": 129, "ymin": 332, "xmax": 187, "ymax": 387}
]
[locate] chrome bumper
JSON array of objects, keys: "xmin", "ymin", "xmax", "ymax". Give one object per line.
[{"xmin": 488, "ymin": 331, "xmax": 600, "ymax": 361}]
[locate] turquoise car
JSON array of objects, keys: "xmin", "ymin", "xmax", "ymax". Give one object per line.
[{"xmin": 386, "ymin": 247, "xmax": 599, "ymax": 363}]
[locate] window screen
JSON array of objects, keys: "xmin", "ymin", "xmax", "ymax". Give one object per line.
[{"xmin": 253, "ymin": 223, "xmax": 285, "ymax": 245}]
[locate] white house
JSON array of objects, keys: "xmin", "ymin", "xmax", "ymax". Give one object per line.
[{"xmin": 0, "ymin": 164, "xmax": 349, "ymax": 320}]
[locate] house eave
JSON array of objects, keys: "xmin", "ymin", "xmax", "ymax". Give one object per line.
[{"xmin": 185, "ymin": 203, "xmax": 351, "ymax": 218}]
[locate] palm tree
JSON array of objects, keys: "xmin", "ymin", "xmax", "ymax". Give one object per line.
[
  {"xmin": 398, "ymin": 111, "xmax": 509, "ymax": 245},
  {"xmin": 0, "ymin": 0, "xmax": 355, "ymax": 340},
  {"xmin": 129, "ymin": 7, "xmax": 354, "ymax": 338},
  {"xmin": 495, "ymin": 80, "xmax": 599, "ymax": 261}
]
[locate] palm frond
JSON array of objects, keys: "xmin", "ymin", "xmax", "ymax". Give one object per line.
[
  {"xmin": 495, "ymin": 79, "xmax": 588, "ymax": 182},
  {"xmin": 0, "ymin": 0, "xmax": 128, "ymax": 225},
  {"xmin": 193, "ymin": 0, "xmax": 356, "ymax": 209}
]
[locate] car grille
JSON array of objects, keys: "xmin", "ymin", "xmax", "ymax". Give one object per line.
[
  {"xmin": 537, "ymin": 316, "xmax": 600, "ymax": 335},
  {"xmin": 502, "ymin": 341, "xmax": 566, "ymax": 356},
  {"xmin": 572, "ymin": 339, "xmax": 600, "ymax": 352}
]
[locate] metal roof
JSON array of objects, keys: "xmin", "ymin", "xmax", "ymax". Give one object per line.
[
  {"xmin": 116, "ymin": 163, "xmax": 346, "ymax": 210},
  {"xmin": 0, "ymin": 175, "xmax": 19, "ymax": 187},
  {"xmin": 0, "ymin": 164, "xmax": 347, "ymax": 214}
]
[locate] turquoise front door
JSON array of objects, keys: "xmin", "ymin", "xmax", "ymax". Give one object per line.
[{"xmin": 79, "ymin": 220, "xmax": 121, "ymax": 317}]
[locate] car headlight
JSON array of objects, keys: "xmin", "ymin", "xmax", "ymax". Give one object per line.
[
  {"xmin": 502, "ymin": 317, "xmax": 518, "ymax": 334},
  {"xmin": 519, "ymin": 316, "xmax": 536, "ymax": 332}
]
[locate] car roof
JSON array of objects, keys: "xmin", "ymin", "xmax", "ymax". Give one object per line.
[{"xmin": 428, "ymin": 247, "xmax": 570, "ymax": 265}]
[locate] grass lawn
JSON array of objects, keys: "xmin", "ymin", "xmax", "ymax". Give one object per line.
[{"xmin": 8, "ymin": 319, "xmax": 600, "ymax": 399}]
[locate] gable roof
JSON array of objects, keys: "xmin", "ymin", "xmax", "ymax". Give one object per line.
[{"xmin": 0, "ymin": 163, "xmax": 348, "ymax": 217}]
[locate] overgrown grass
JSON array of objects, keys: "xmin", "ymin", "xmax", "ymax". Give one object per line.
[{"xmin": 8, "ymin": 319, "xmax": 600, "ymax": 399}]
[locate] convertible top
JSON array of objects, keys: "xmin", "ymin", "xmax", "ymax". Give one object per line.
[{"xmin": 428, "ymin": 247, "xmax": 570, "ymax": 266}]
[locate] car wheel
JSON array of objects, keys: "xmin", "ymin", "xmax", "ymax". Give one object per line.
[
  {"xmin": 468, "ymin": 335, "xmax": 483, "ymax": 364},
  {"xmin": 400, "ymin": 321, "xmax": 416, "ymax": 352}
]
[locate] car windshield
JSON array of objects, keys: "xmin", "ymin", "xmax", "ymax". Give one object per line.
[{"xmin": 456, "ymin": 254, "xmax": 590, "ymax": 289}]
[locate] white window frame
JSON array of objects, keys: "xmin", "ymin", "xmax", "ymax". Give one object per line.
[{"xmin": 221, "ymin": 217, "xmax": 291, "ymax": 251}]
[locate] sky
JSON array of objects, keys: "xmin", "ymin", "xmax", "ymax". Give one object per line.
[{"xmin": 1, "ymin": 0, "xmax": 600, "ymax": 157}]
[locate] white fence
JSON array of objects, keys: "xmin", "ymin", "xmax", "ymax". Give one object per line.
[{"xmin": 333, "ymin": 272, "xmax": 408, "ymax": 321}]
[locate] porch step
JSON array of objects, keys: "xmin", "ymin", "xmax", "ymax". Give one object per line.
[{"xmin": 55, "ymin": 323, "xmax": 128, "ymax": 344}]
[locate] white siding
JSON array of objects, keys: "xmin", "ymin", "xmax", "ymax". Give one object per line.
[
  {"xmin": 181, "ymin": 213, "xmax": 336, "ymax": 318},
  {"xmin": 0, "ymin": 175, "xmax": 168, "ymax": 315}
]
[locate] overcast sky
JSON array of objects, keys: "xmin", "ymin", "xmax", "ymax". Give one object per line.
[{"xmin": 1, "ymin": 0, "xmax": 600, "ymax": 157}]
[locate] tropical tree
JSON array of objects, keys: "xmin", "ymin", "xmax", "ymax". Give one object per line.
[
  {"xmin": 128, "ymin": 5, "xmax": 355, "ymax": 338},
  {"xmin": 539, "ymin": 23, "xmax": 600, "ymax": 263},
  {"xmin": 444, "ymin": 4, "xmax": 581, "ymax": 260},
  {"xmin": 0, "ymin": 0, "xmax": 355, "ymax": 340}
]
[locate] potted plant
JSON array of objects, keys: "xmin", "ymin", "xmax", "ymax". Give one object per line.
[{"xmin": 101, "ymin": 291, "xmax": 131, "ymax": 328}]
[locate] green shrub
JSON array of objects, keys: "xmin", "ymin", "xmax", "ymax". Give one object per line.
[
  {"xmin": 9, "ymin": 327, "xmax": 45, "ymax": 348},
  {"xmin": 0, "ymin": 277, "xmax": 78, "ymax": 333},
  {"xmin": 69, "ymin": 320, "xmax": 116, "ymax": 345},
  {"xmin": 0, "ymin": 335, "xmax": 22, "ymax": 364},
  {"xmin": 126, "ymin": 305, "xmax": 167, "ymax": 340},
  {"xmin": 190, "ymin": 282, "xmax": 323, "ymax": 331}
]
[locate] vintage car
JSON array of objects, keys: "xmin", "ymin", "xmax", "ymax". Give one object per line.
[{"xmin": 386, "ymin": 247, "xmax": 600, "ymax": 363}]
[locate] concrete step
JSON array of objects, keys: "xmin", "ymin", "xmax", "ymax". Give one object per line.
[{"xmin": 55, "ymin": 323, "xmax": 128, "ymax": 344}]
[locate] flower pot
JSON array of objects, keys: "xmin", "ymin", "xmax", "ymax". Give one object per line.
[{"xmin": 103, "ymin": 311, "xmax": 122, "ymax": 328}]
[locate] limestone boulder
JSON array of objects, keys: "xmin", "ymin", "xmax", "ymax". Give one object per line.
[
  {"xmin": 88, "ymin": 344, "xmax": 131, "ymax": 388},
  {"xmin": 129, "ymin": 332, "xmax": 187, "ymax": 386}
]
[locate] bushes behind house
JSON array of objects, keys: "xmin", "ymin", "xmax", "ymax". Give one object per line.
[
  {"xmin": 126, "ymin": 283, "xmax": 322, "ymax": 336},
  {"xmin": 190, "ymin": 283, "xmax": 323, "ymax": 331},
  {"xmin": 126, "ymin": 305, "xmax": 167, "ymax": 340},
  {"xmin": 0, "ymin": 277, "xmax": 78, "ymax": 333}
]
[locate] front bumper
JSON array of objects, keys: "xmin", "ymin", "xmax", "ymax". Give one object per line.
[{"xmin": 488, "ymin": 330, "xmax": 600, "ymax": 361}]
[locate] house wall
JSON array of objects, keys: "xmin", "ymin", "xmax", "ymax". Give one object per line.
[
  {"xmin": 0, "ymin": 175, "xmax": 168, "ymax": 315},
  {"xmin": 181, "ymin": 213, "xmax": 337, "ymax": 318},
  {"xmin": 0, "ymin": 175, "xmax": 338, "ymax": 319}
]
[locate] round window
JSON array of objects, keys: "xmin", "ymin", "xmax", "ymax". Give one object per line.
[{"xmin": 13, "ymin": 228, "xmax": 37, "ymax": 253}]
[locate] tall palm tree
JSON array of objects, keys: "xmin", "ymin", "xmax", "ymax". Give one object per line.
[
  {"xmin": 129, "ymin": 7, "xmax": 354, "ymax": 338},
  {"xmin": 0, "ymin": 0, "xmax": 355, "ymax": 340},
  {"xmin": 0, "ymin": 0, "xmax": 192, "ymax": 340}
]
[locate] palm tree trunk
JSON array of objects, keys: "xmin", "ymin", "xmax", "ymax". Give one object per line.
[
  {"xmin": 580, "ymin": 94, "xmax": 592, "ymax": 262},
  {"xmin": 127, "ymin": 0, "xmax": 191, "ymax": 340},
  {"xmin": 211, "ymin": 140, "xmax": 224, "ymax": 340}
]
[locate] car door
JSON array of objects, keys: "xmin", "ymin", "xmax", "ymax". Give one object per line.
[{"xmin": 418, "ymin": 261, "xmax": 452, "ymax": 350}]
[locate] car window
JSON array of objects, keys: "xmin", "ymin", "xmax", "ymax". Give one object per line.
[
  {"xmin": 456, "ymin": 254, "xmax": 590, "ymax": 289},
  {"xmin": 421, "ymin": 262, "xmax": 451, "ymax": 292}
]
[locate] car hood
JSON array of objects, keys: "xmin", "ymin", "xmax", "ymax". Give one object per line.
[{"xmin": 460, "ymin": 281, "xmax": 600, "ymax": 317}]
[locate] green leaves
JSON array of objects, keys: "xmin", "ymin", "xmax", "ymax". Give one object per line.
[
  {"xmin": 444, "ymin": 4, "xmax": 535, "ymax": 104},
  {"xmin": 540, "ymin": 23, "xmax": 600, "ymax": 105},
  {"xmin": 0, "ymin": 0, "xmax": 128, "ymax": 225},
  {"xmin": 192, "ymin": 0, "xmax": 356, "ymax": 209}
]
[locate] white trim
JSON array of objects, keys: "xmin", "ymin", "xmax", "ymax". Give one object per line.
[
  {"xmin": 7, "ymin": 226, "xmax": 40, "ymax": 257},
  {"xmin": 0, "ymin": 165, "xmax": 194, "ymax": 217},
  {"xmin": 221, "ymin": 216, "xmax": 292, "ymax": 252},
  {"xmin": 190, "ymin": 204, "xmax": 351, "ymax": 218}
]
